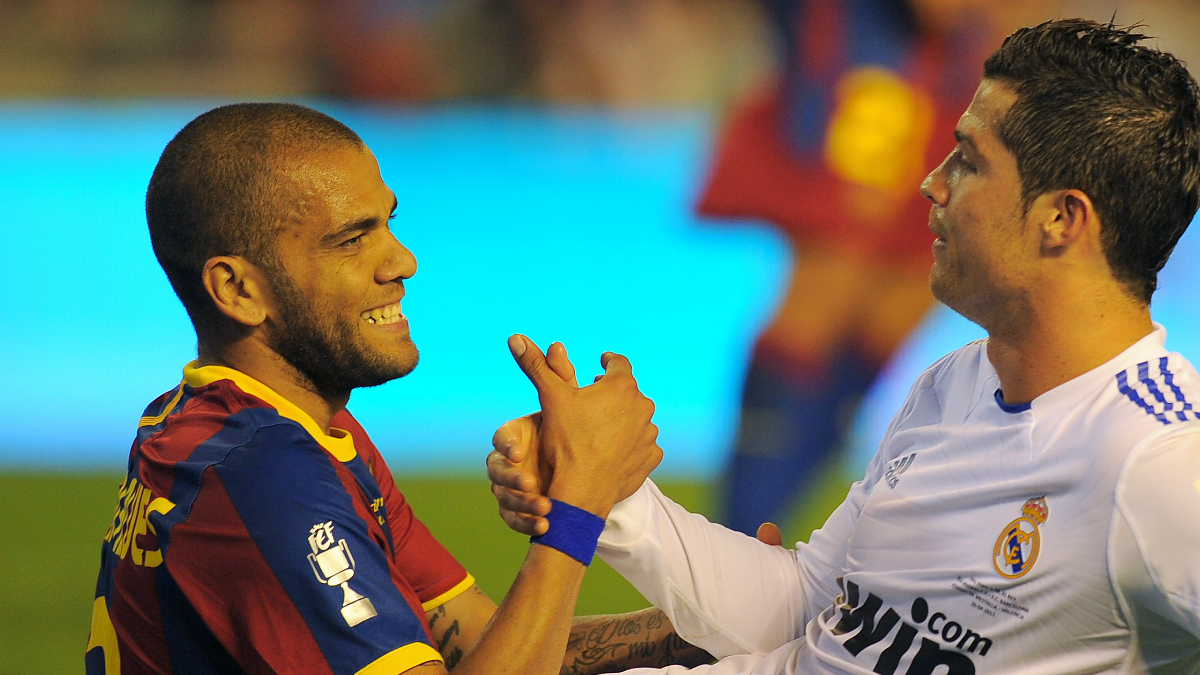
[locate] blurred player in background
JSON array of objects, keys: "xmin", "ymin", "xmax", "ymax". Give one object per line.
[{"xmin": 698, "ymin": 0, "xmax": 998, "ymax": 535}]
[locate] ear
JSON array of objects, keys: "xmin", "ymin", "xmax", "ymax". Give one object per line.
[
  {"xmin": 1037, "ymin": 189, "xmax": 1098, "ymax": 257},
  {"xmin": 201, "ymin": 256, "xmax": 271, "ymax": 327}
]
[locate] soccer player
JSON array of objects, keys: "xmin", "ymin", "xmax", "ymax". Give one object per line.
[
  {"xmin": 489, "ymin": 19, "xmax": 1200, "ymax": 674},
  {"xmin": 86, "ymin": 103, "xmax": 711, "ymax": 675}
]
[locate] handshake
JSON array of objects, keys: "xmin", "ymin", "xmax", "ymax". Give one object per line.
[{"xmin": 486, "ymin": 334, "xmax": 664, "ymax": 537}]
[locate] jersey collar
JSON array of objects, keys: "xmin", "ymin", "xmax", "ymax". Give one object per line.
[{"xmin": 183, "ymin": 361, "xmax": 357, "ymax": 462}]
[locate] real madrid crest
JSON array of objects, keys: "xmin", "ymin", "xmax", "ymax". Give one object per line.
[{"xmin": 993, "ymin": 497, "xmax": 1048, "ymax": 579}]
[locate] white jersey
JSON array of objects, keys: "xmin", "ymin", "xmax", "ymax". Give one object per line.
[{"xmin": 598, "ymin": 327, "xmax": 1200, "ymax": 674}]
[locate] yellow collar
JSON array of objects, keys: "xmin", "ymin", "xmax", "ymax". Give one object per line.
[{"xmin": 182, "ymin": 361, "xmax": 357, "ymax": 462}]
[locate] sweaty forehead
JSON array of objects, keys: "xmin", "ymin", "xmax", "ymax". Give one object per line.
[
  {"xmin": 958, "ymin": 79, "xmax": 1019, "ymax": 151},
  {"xmin": 279, "ymin": 145, "xmax": 390, "ymax": 223}
]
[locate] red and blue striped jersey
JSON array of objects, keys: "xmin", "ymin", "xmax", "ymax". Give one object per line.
[{"xmin": 86, "ymin": 362, "xmax": 473, "ymax": 675}]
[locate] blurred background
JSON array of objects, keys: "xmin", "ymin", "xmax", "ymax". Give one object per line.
[{"xmin": 2, "ymin": 1, "xmax": 1198, "ymax": 672}]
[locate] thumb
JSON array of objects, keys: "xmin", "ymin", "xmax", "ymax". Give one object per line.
[
  {"xmin": 508, "ymin": 334, "xmax": 561, "ymax": 393},
  {"xmin": 756, "ymin": 522, "xmax": 783, "ymax": 547}
]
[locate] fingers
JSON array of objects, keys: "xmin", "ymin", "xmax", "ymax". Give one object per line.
[
  {"xmin": 546, "ymin": 342, "xmax": 579, "ymax": 388},
  {"xmin": 501, "ymin": 510, "xmax": 548, "ymax": 537},
  {"xmin": 640, "ymin": 421, "xmax": 660, "ymax": 447},
  {"xmin": 598, "ymin": 351, "xmax": 632, "ymax": 378},
  {"xmin": 487, "ymin": 449, "xmax": 535, "ymax": 492},
  {"xmin": 508, "ymin": 334, "xmax": 562, "ymax": 393},
  {"xmin": 756, "ymin": 522, "xmax": 784, "ymax": 547},
  {"xmin": 492, "ymin": 483, "xmax": 551, "ymax": 517},
  {"xmin": 492, "ymin": 413, "xmax": 541, "ymax": 464},
  {"xmin": 492, "ymin": 423, "xmax": 525, "ymax": 464}
]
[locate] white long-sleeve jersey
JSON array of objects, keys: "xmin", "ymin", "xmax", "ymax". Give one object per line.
[{"xmin": 598, "ymin": 327, "xmax": 1200, "ymax": 674}]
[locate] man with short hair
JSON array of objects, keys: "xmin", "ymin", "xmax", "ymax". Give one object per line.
[
  {"xmin": 86, "ymin": 103, "xmax": 710, "ymax": 675},
  {"xmin": 489, "ymin": 19, "xmax": 1200, "ymax": 673}
]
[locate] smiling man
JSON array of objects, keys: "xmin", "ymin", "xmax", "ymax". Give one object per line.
[
  {"xmin": 490, "ymin": 19, "xmax": 1200, "ymax": 674},
  {"xmin": 85, "ymin": 103, "xmax": 710, "ymax": 675}
]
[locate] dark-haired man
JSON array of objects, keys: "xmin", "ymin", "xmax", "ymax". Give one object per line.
[
  {"xmin": 86, "ymin": 103, "xmax": 710, "ymax": 675},
  {"xmin": 490, "ymin": 19, "xmax": 1200, "ymax": 674}
]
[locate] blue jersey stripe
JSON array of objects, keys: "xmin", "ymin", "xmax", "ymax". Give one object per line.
[
  {"xmin": 1117, "ymin": 369, "xmax": 1170, "ymax": 425},
  {"xmin": 1116, "ymin": 359, "xmax": 1200, "ymax": 426},
  {"xmin": 157, "ymin": 567, "xmax": 249, "ymax": 675},
  {"xmin": 1159, "ymin": 356, "xmax": 1196, "ymax": 422},
  {"xmin": 345, "ymin": 457, "xmax": 394, "ymax": 555},
  {"xmin": 214, "ymin": 423, "xmax": 431, "ymax": 675},
  {"xmin": 152, "ymin": 406, "xmax": 285, "ymax": 555}
]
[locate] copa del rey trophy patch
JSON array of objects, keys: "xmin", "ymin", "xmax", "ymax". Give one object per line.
[
  {"xmin": 308, "ymin": 521, "xmax": 378, "ymax": 626},
  {"xmin": 993, "ymin": 497, "xmax": 1049, "ymax": 579}
]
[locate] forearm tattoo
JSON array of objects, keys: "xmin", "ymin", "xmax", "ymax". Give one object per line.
[
  {"xmin": 562, "ymin": 608, "xmax": 714, "ymax": 674},
  {"xmin": 428, "ymin": 604, "xmax": 466, "ymax": 671}
]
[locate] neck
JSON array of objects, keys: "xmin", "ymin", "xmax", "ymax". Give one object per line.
[
  {"xmin": 983, "ymin": 285, "xmax": 1153, "ymax": 405},
  {"xmin": 197, "ymin": 338, "xmax": 349, "ymax": 433}
]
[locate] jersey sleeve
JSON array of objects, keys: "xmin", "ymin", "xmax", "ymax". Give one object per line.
[
  {"xmin": 158, "ymin": 414, "xmax": 442, "ymax": 675},
  {"xmin": 598, "ymin": 478, "xmax": 848, "ymax": 659},
  {"xmin": 1113, "ymin": 427, "xmax": 1200, "ymax": 655},
  {"xmin": 333, "ymin": 410, "xmax": 473, "ymax": 611}
]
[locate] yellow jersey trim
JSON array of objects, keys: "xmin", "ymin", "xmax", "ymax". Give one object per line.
[
  {"xmin": 86, "ymin": 597, "xmax": 121, "ymax": 674},
  {"xmin": 138, "ymin": 385, "xmax": 185, "ymax": 428},
  {"xmin": 183, "ymin": 361, "xmax": 357, "ymax": 462},
  {"xmin": 355, "ymin": 642, "xmax": 442, "ymax": 675},
  {"xmin": 421, "ymin": 574, "xmax": 476, "ymax": 613},
  {"xmin": 148, "ymin": 497, "xmax": 175, "ymax": 515}
]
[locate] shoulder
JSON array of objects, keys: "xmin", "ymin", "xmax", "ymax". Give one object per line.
[
  {"xmin": 1117, "ymin": 426, "xmax": 1200, "ymax": 530},
  {"xmin": 907, "ymin": 338, "xmax": 990, "ymax": 397},
  {"xmin": 1114, "ymin": 427, "xmax": 1200, "ymax": 628},
  {"xmin": 1108, "ymin": 352, "xmax": 1200, "ymax": 428},
  {"xmin": 141, "ymin": 381, "xmax": 344, "ymax": 506},
  {"xmin": 135, "ymin": 380, "xmax": 309, "ymax": 475},
  {"xmin": 886, "ymin": 340, "xmax": 989, "ymax": 430}
]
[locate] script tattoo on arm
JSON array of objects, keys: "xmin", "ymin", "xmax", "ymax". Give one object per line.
[
  {"xmin": 562, "ymin": 607, "xmax": 713, "ymax": 674},
  {"xmin": 427, "ymin": 604, "xmax": 465, "ymax": 670}
]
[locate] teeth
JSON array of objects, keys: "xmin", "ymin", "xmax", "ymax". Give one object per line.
[{"xmin": 361, "ymin": 302, "xmax": 403, "ymax": 325}]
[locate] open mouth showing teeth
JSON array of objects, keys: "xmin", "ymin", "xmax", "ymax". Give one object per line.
[{"xmin": 361, "ymin": 301, "xmax": 403, "ymax": 325}]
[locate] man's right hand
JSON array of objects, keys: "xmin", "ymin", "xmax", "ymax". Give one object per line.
[{"xmin": 501, "ymin": 335, "xmax": 662, "ymax": 521}]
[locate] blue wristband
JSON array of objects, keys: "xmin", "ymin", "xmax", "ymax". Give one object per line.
[{"xmin": 530, "ymin": 498, "xmax": 607, "ymax": 566}]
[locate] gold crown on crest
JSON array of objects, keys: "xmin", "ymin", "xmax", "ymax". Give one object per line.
[{"xmin": 1022, "ymin": 497, "xmax": 1049, "ymax": 525}]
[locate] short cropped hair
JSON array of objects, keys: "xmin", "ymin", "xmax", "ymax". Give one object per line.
[
  {"xmin": 983, "ymin": 19, "xmax": 1200, "ymax": 303},
  {"xmin": 146, "ymin": 103, "xmax": 363, "ymax": 338}
]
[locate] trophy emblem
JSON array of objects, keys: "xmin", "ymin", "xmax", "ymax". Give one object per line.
[{"xmin": 307, "ymin": 521, "xmax": 378, "ymax": 626}]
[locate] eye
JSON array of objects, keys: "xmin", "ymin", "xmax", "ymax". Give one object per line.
[
  {"xmin": 341, "ymin": 233, "xmax": 365, "ymax": 247},
  {"xmin": 955, "ymin": 148, "xmax": 976, "ymax": 173}
]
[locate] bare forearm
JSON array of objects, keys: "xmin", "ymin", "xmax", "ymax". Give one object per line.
[
  {"xmin": 451, "ymin": 545, "xmax": 586, "ymax": 675},
  {"xmin": 562, "ymin": 608, "xmax": 714, "ymax": 675}
]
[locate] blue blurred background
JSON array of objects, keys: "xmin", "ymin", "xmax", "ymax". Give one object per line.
[
  {"xmin": 1, "ymin": 102, "xmax": 1196, "ymax": 476},
  {"xmin": 3, "ymin": 3, "xmax": 1200, "ymax": 671}
]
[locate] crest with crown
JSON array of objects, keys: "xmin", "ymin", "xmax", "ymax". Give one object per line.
[{"xmin": 1022, "ymin": 497, "xmax": 1049, "ymax": 525}]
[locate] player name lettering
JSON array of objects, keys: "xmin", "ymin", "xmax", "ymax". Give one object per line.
[
  {"xmin": 832, "ymin": 579, "xmax": 991, "ymax": 675},
  {"xmin": 103, "ymin": 476, "xmax": 166, "ymax": 568}
]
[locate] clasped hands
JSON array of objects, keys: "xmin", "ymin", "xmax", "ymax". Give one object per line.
[
  {"xmin": 491, "ymin": 335, "xmax": 663, "ymax": 530},
  {"xmin": 490, "ymin": 335, "xmax": 787, "ymax": 548}
]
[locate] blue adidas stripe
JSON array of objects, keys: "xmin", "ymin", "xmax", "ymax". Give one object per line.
[
  {"xmin": 1116, "ymin": 359, "xmax": 1200, "ymax": 425},
  {"xmin": 1159, "ymin": 356, "xmax": 1196, "ymax": 422}
]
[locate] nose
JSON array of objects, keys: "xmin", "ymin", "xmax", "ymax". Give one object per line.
[
  {"xmin": 920, "ymin": 154, "xmax": 950, "ymax": 207},
  {"xmin": 377, "ymin": 228, "xmax": 417, "ymax": 284}
]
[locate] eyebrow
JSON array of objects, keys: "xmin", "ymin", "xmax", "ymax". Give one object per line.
[
  {"xmin": 320, "ymin": 194, "xmax": 399, "ymax": 247},
  {"xmin": 954, "ymin": 130, "xmax": 980, "ymax": 154}
]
